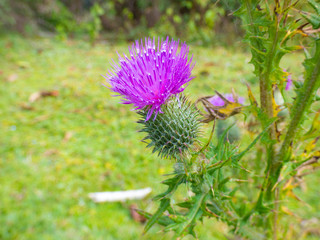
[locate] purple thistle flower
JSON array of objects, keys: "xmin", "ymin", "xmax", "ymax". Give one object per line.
[
  {"xmin": 103, "ymin": 37, "xmax": 195, "ymax": 121},
  {"xmin": 285, "ymin": 73, "xmax": 293, "ymax": 91},
  {"xmin": 209, "ymin": 93, "xmax": 244, "ymax": 107},
  {"xmin": 283, "ymin": 69, "xmax": 293, "ymax": 91}
]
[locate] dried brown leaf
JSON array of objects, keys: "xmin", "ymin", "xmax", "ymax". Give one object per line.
[
  {"xmin": 130, "ymin": 204, "xmax": 146, "ymax": 223},
  {"xmin": 29, "ymin": 90, "xmax": 59, "ymax": 103}
]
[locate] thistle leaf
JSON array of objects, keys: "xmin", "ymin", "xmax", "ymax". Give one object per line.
[
  {"xmin": 301, "ymin": 11, "xmax": 320, "ymax": 29},
  {"xmin": 136, "ymin": 209, "xmax": 175, "ymax": 227},
  {"xmin": 144, "ymin": 198, "xmax": 170, "ymax": 233},
  {"xmin": 154, "ymin": 175, "xmax": 184, "ymax": 201},
  {"xmin": 173, "ymin": 193, "xmax": 206, "ymax": 237},
  {"xmin": 308, "ymin": 0, "xmax": 320, "ymax": 15}
]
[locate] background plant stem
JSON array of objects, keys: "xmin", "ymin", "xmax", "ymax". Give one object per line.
[{"xmin": 270, "ymin": 40, "xmax": 320, "ymax": 190}]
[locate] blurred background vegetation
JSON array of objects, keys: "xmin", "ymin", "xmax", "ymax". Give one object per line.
[
  {"xmin": 0, "ymin": 0, "xmax": 242, "ymax": 45},
  {"xmin": 1, "ymin": 1, "xmax": 320, "ymax": 240}
]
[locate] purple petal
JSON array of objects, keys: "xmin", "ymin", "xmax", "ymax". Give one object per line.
[
  {"xmin": 104, "ymin": 37, "xmax": 195, "ymax": 120},
  {"xmin": 209, "ymin": 93, "xmax": 244, "ymax": 106},
  {"xmin": 285, "ymin": 74, "xmax": 293, "ymax": 91}
]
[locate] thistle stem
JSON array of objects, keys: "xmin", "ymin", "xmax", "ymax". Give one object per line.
[
  {"xmin": 269, "ymin": 40, "xmax": 320, "ymax": 190},
  {"xmin": 261, "ymin": 25, "xmax": 279, "ymax": 202},
  {"xmin": 245, "ymin": 2, "xmax": 282, "ymax": 238}
]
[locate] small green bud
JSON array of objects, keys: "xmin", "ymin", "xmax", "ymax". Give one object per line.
[
  {"xmin": 174, "ymin": 162, "xmax": 185, "ymax": 174},
  {"xmin": 138, "ymin": 96, "xmax": 201, "ymax": 159}
]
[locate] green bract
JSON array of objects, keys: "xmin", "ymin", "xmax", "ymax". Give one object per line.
[{"xmin": 138, "ymin": 96, "xmax": 201, "ymax": 159}]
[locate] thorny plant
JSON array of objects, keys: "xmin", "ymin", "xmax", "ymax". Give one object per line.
[{"xmin": 103, "ymin": 1, "xmax": 320, "ymax": 239}]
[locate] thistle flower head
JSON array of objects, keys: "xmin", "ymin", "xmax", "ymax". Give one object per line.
[
  {"xmin": 209, "ymin": 93, "xmax": 245, "ymax": 107},
  {"xmin": 104, "ymin": 37, "xmax": 195, "ymax": 120}
]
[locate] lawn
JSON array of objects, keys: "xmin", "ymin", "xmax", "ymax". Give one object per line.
[{"xmin": 0, "ymin": 35, "xmax": 319, "ymax": 240}]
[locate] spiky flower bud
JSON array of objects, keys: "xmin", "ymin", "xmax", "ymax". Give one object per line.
[{"xmin": 138, "ymin": 96, "xmax": 201, "ymax": 159}]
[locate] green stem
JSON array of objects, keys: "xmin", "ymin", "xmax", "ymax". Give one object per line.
[
  {"xmin": 259, "ymin": 17, "xmax": 281, "ymax": 204},
  {"xmin": 244, "ymin": 0, "xmax": 278, "ymax": 209},
  {"xmin": 247, "ymin": 2, "xmax": 283, "ymax": 239},
  {"xmin": 270, "ymin": 40, "xmax": 320, "ymax": 189}
]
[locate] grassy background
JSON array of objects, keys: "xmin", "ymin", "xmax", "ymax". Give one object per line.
[{"xmin": 0, "ymin": 35, "xmax": 319, "ymax": 240}]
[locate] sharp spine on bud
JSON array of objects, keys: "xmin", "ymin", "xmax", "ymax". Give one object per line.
[{"xmin": 138, "ymin": 95, "xmax": 201, "ymax": 159}]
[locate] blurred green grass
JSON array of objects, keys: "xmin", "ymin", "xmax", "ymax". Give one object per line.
[{"xmin": 0, "ymin": 35, "xmax": 319, "ymax": 240}]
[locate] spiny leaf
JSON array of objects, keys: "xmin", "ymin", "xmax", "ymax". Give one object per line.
[
  {"xmin": 308, "ymin": 0, "xmax": 320, "ymax": 15},
  {"xmin": 176, "ymin": 201, "xmax": 193, "ymax": 209},
  {"xmin": 144, "ymin": 198, "xmax": 170, "ymax": 233},
  {"xmin": 303, "ymin": 111, "xmax": 320, "ymax": 140},
  {"xmin": 136, "ymin": 209, "xmax": 175, "ymax": 227},
  {"xmin": 247, "ymin": 83, "xmax": 258, "ymax": 107},
  {"xmin": 304, "ymin": 137, "xmax": 319, "ymax": 154},
  {"xmin": 301, "ymin": 11, "xmax": 320, "ymax": 29},
  {"xmin": 218, "ymin": 177, "xmax": 231, "ymax": 190},
  {"xmin": 154, "ymin": 175, "xmax": 184, "ymax": 201},
  {"xmin": 173, "ymin": 193, "xmax": 207, "ymax": 237},
  {"xmin": 236, "ymin": 225, "xmax": 266, "ymax": 240},
  {"xmin": 300, "ymin": 0, "xmax": 320, "ymax": 29},
  {"xmin": 216, "ymin": 124, "xmax": 236, "ymax": 160}
]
